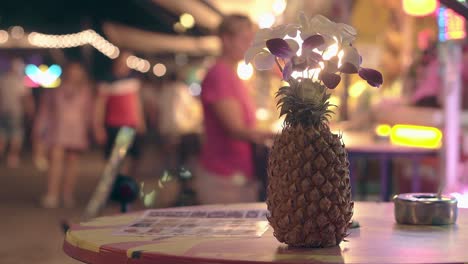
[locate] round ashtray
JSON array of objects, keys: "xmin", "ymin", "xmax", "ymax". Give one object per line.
[{"xmin": 393, "ymin": 193, "xmax": 458, "ymax": 225}]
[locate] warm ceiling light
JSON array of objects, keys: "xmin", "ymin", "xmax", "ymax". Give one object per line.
[
  {"xmin": 258, "ymin": 13, "xmax": 275, "ymax": 29},
  {"xmin": 402, "ymin": 0, "xmax": 438, "ymax": 16},
  {"xmin": 237, "ymin": 61, "xmax": 254, "ymax": 80},
  {"xmin": 173, "ymin": 22, "xmax": 186, "ymax": 33},
  {"xmin": 256, "ymin": 108, "xmax": 271, "ymax": 121},
  {"xmin": 0, "ymin": 30, "xmax": 9, "ymax": 44},
  {"xmin": 272, "ymin": 0, "xmax": 287, "ymax": 15},
  {"xmin": 11, "ymin": 26, "xmax": 24, "ymax": 39},
  {"xmin": 141, "ymin": 60, "xmax": 150, "ymax": 73},
  {"xmin": 180, "ymin": 13, "xmax": 195, "ymax": 29},
  {"xmin": 153, "ymin": 63, "xmax": 167, "ymax": 77}
]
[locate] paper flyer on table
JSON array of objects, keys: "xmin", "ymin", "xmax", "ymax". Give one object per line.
[{"xmin": 113, "ymin": 209, "xmax": 270, "ymax": 238}]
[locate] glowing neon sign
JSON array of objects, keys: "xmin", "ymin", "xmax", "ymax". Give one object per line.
[
  {"xmin": 24, "ymin": 64, "xmax": 62, "ymax": 88},
  {"xmin": 390, "ymin": 124, "xmax": 442, "ymax": 149},
  {"xmin": 438, "ymin": 6, "xmax": 466, "ymax": 42},
  {"xmin": 403, "ymin": 0, "xmax": 438, "ymax": 16}
]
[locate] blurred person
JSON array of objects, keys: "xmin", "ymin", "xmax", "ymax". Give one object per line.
[
  {"xmin": 158, "ymin": 72, "xmax": 202, "ymax": 174},
  {"xmin": 410, "ymin": 42, "xmax": 440, "ymax": 107},
  {"xmin": 0, "ymin": 58, "xmax": 34, "ymax": 168},
  {"xmin": 195, "ymin": 14, "xmax": 273, "ymax": 204},
  {"xmin": 93, "ymin": 51, "xmax": 146, "ymax": 178},
  {"xmin": 34, "ymin": 62, "xmax": 92, "ymax": 208},
  {"xmin": 140, "ymin": 78, "xmax": 160, "ymax": 138}
]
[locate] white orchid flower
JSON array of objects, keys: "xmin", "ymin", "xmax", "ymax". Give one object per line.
[
  {"xmin": 244, "ymin": 24, "xmax": 300, "ymax": 70},
  {"xmin": 300, "ymin": 14, "xmax": 356, "ymax": 47}
]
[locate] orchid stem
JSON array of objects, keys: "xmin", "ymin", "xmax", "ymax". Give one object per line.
[{"xmin": 275, "ymin": 57, "xmax": 283, "ymax": 72}]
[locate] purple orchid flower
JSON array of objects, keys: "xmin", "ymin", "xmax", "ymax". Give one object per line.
[
  {"xmin": 358, "ymin": 68, "xmax": 383, "ymax": 87},
  {"xmin": 266, "ymin": 38, "xmax": 295, "ymax": 59},
  {"xmin": 302, "ymin": 34, "xmax": 325, "ymax": 51},
  {"xmin": 320, "ymin": 72, "xmax": 341, "ymax": 89}
]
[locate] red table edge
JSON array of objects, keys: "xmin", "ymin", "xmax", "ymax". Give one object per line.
[
  {"xmin": 64, "ymin": 238, "xmax": 362, "ymax": 264},
  {"xmin": 63, "ymin": 236, "xmax": 468, "ymax": 264}
]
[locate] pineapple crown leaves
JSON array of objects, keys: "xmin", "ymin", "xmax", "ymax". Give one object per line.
[{"xmin": 277, "ymin": 78, "xmax": 335, "ymax": 127}]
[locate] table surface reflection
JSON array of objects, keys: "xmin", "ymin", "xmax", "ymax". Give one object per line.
[{"xmin": 64, "ymin": 202, "xmax": 467, "ymax": 264}]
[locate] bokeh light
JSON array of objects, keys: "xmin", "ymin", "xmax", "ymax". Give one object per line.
[
  {"xmin": 237, "ymin": 61, "xmax": 254, "ymax": 80},
  {"xmin": 188, "ymin": 82, "xmax": 202, "ymax": 96},
  {"xmin": 258, "ymin": 13, "xmax": 275, "ymax": 29},
  {"xmin": 256, "ymin": 108, "xmax": 271, "ymax": 121},
  {"xmin": 10, "ymin": 26, "xmax": 24, "ymax": 39},
  {"xmin": 153, "ymin": 63, "xmax": 167, "ymax": 77},
  {"xmin": 0, "ymin": 30, "xmax": 9, "ymax": 43},
  {"xmin": 272, "ymin": 0, "xmax": 287, "ymax": 15},
  {"xmin": 180, "ymin": 13, "xmax": 195, "ymax": 29}
]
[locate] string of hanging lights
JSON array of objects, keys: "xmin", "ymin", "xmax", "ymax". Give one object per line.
[{"xmin": 0, "ymin": 26, "xmax": 167, "ymax": 76}]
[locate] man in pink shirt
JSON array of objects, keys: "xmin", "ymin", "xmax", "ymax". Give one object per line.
[{"xmin": 195, "ymin": 14, "xmax": 272, "ymax": 204}]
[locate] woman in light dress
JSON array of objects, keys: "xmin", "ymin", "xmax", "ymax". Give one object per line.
[{"xmin": 34, "ymin": 62, "xmax": 92, "ymax": 208}]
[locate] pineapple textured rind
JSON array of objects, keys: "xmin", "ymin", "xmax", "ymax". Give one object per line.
[{"xmin": 267, "ymin": 124, "xmax": 354, "ymax": 248}]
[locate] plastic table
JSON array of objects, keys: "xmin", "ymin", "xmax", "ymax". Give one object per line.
[{"xmin": 64, "ymin": 202, "xmax": 468, "ymax": 264}]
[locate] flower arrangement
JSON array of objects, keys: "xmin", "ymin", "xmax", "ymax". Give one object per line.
[{"xmin": 245, "ymin": 13, "xmax": 383, "ymax": 89}]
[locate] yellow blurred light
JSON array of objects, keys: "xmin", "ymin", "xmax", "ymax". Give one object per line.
[
  {"xmin": 390, "ymin": 124, "xmax": 442, "ymax": 149},
  {"xmin": 126, "ymin": 56, "xmax": 138, "ymax": 68},
  {"xmin": 402, "ymin": 0, "xmax": 437, "ymax": 17},
  {"xmin": 256, "ymin": 108, "xmax": 271, "ymax": 121},
  {"xmin": 271, "ymin": 116, "xmax": 285, "ymax": 133},
  {"xmin": 237, "ymin": 61, "xmax": 254, "ymax": 80},
  {"xmin": 272, "ymin": 0, "xmax": 287, "ymax": 15},
  {"xmin": 349, "ymin": 80, "xmax": 367, "ymax": 98},
  {"xmin": 161, "ymin": 171, "xmax": 172, "ymax": 183},
  {"xmin": 143, "ymin": 190, "xmax": 157, "ymax": 207},
  {"xmin": 173, "ymin": 22, "xmax": 186, "ymax": 33},
  {"xmin": 0, "ymin": 30, "xmax": 9, "ymax": 43},
  {"xmin": 153, "ymin": 63, "xmax": 167, "ymax": 77},
  {"xmin": 258, "ymin": 13, "xmax": 275, "ymax": 29},
  {"xmin": 180, "ymin": 13, "xmax": 195, "ymax": 29},
  {"xmin": 109, "ymin": 48, "xmax": 120, "ymax": 59},
  {"xmin": 375, "ymin": 124, "xmax": 392, "ymax": 137},
  {"xmin": 39, "ymin": 64, "xmax": 48, "ymax": 72},
  {"xmin": 43, "ymin": 78, "xmax": 61, "ymax": 88},
  {"xmin": 328, "ymin": 95, "xmax": 340, "ymax": 107}
]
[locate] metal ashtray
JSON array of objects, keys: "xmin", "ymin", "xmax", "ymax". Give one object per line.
[{"xmin": 393, "ymin": 193, "xmax": 458, "ymax": 225}]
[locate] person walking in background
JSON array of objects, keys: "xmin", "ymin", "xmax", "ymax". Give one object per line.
[
  {"xmin": 158, "ymin": 72, "xmax": 202, "ymax": 175},
  {"xmin": 0, "ymin": 58, "xmax": 34, "ymax": 168},
  {"xmin": 93, "ymin": 51, "xmax": 146, "ymax": 178},
  {"xmin": 34, "ymin": 62, "xmax": 92, "ymax": 208},
  {"xmin": 195, "ymin": 14, "xmax": 273, "ymax": 204}
]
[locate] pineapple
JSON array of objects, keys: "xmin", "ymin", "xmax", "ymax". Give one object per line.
[
  {"xmin": 267, "ymin": 78, "xmax": 353, "ymax": 248},
  {"xmin": 243, "ymin": 13, "xmax": 383, "ymax": 248}
]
